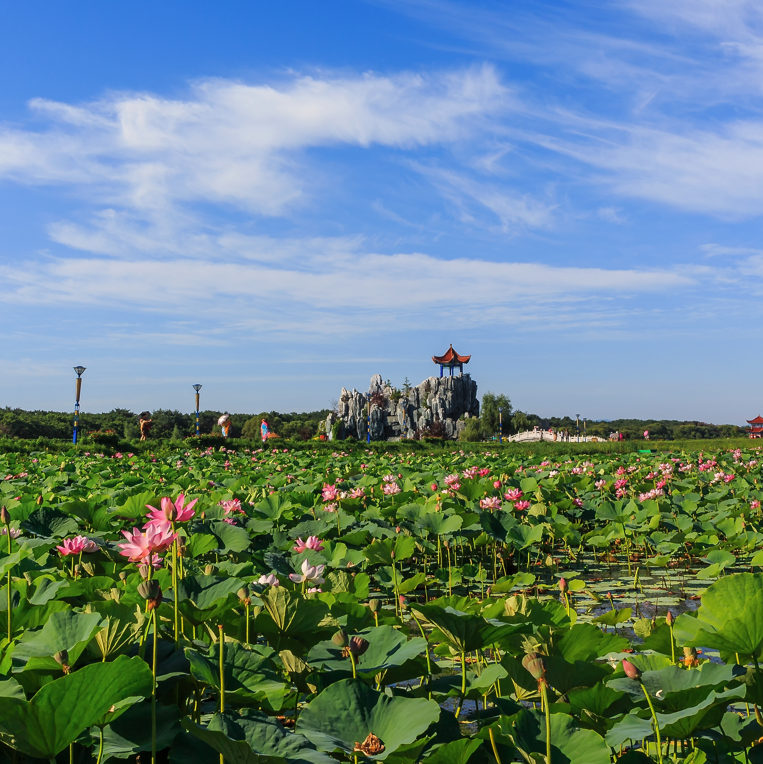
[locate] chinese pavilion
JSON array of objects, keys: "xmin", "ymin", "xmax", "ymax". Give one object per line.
[
  {"xmin": 748, "ymin": 416, "xmax": 763, "ymax": 438},
  {"xmin": 432, "ymin": 344, "xmax": 471, "ymax": 377}
]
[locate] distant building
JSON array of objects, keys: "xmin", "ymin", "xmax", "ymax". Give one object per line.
[
  {"xmin": 432, "ymin": 344, "xmax": 471, "ymax": 377},
  {"xmin": 747, "ymin": 416, "xmax": 763, "ymax": 438}
]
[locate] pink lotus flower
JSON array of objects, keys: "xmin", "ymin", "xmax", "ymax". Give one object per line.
[
  {"xmin": 572, "ymin": 498, "xmax": 583, "ymax": 507},
  {"xmin": 0, "ymin": 527, "xmax": 21, "ymax": 539},
  {"xmin": 145, "ymin": 494, "xmax": 197, "ymax": 528},
  {"xmin": 322, "ymin": 483, "xmax": 339, "ymax": 502},
  {"xmin": 444, "ymin": 474, "xmax": 460, "ymax": 486},
  {"xmin": 595, "ymin": 479, "xmax": 607, "ymax": 489},
  {"xmin": 118, "ymin": 525, "xmax": 177, "ymax": 562},
  {"xmin": 258, "ymin": 573, "xmax": 279, "ymax": 587},
  {"xmin": 614, "ymin": 479, "xmax": 628, "ymax": 489},
  {"xmin": 479, "ymin": 468, "xmax": 490, "ymax": 477},
  {"xmin": 57, "ymin": 535, "xmax": 99, "ymax": 556},
  {"xmin": 513, "ymin": 500, "xmax": 531, "ymax": 511},
  {"xmin": 480, "ymin": 496, "xmax": 502, "ymax": 510},
  {"xmin": 289, "ymin": 559, "xmax": 325, "ymax": 585},
  {"xmin": 751, "ymin": 500, "xmax": 761, "ymax": 510},
  {"xmin": 382, "ymin": 482, "xmax": 401, "ymax": 495},
  {"xmin": 348, "ymin": 487, "xmax": 365, "ymax": 499},
  {"xmin": 219, "ymin": 499, "xmax": 243, "ymax": 515},
  {"xmin": 138, "ymin": 553, "xmax": 163, "ymax": 576},
  {"xmin": 294, "ymin": 535, "xmax": 325, "ymax": 553},
  {"xmin": 306, "ymin": 587, "xmax": 322, "ymax": 593},
  {"xmin": 504, "ymin": 488, "xmax": 523, "ymax": 502}
]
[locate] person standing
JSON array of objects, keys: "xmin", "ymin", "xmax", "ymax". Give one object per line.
[
  {"xmin": 260, "ymin": 418, "xmax": 270, "ymax": 443},
  {"xmin": 139, "ymin": 412, "xmax": 153, "ymax": 442},
  {"xmin": 218, "ymin": 414, "xmax": 232, "ymax": 438},
  {"xmin": 644, "ymin": 430, "xmax": 650, "ymax": 441}
]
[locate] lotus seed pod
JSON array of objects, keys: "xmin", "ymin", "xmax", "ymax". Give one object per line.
[
  {"xmin": 522, "ymin": 652, "xmax": 546, "ymax": 680},
  {"xmin": 349, "ymin": 636, "xmax": 369, "ymax": 656},
  {"xmin": 332, "ymin": 630, "xmax": 349, "ymax": 647},
  {"xmin": 237, "ymin": 586, "xmax": 251, "ymax": 605},
  {"xmin": 368, "ymin": 598, "xmax": 381, "ymax": 613},
  {"xmin": 138, "ymin": 579, "xmax": 161, "ymax": 602},
  {"xmin": 622, "ymin": 659, "xmax": 642, "ymax": 680}
]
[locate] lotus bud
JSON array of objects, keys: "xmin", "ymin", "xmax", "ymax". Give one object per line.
[
  {"xmin": 37, "ymin": 495, "xmax": 44, "ymax": 505},
  {"xmin": 204, "ymin": 564, "xmax": 214, "ymax": 575},
  {"xmin": 332, "ymin": 630, "xmax": 349, "ymax": 647},
  {"xmin": 349, "ymin": 636, "xmax": 370, "ymax": 656},
  {"xmin": 396, "ymin": 526, "xmax": 401, "ymax": 533},
  {"xmin": 110, "ymin": 587, "xmax": 121, "ymax": 601},
  {"xmin": 54, "ymin": 649, "xmax": 71, "ymax": 674},
  {"xmin": 522, "ymin": 652, "xmax": 546, "ymax": 681},
  {"xmin": 119, "ymin": 571, "xmax": 128, "ymax": 581},
  {"xmin": 559, "ymin": 577, "xmax": 569, "ymax": 594},
  {"xmin": 138, "ymin": 580, "xmax": 162, "ymax": 610},
  {"xmin": 665, "ymin": 610, "xmax": 674, "ymax": 627},
  {"xmin": 0, "ymin": 506, "xmax": 8, "ymax": 525},
  {"xmin": 368, "ymin": 599, "xmax": 381, "ymax": 613},
  {"xmin": 622, "ymin": 659, "xmax": 642, "ymax": 680},
  {"xmin": 431, "ymin": 484, "xmax": 437, "ymax": 491},
  {"xmin": 390, "ymin": 551, "xmax": 395, "ymax": 559}
]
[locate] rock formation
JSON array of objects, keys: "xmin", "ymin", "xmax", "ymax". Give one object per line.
[{"xmin": 326, "ymin": 373, "xmax": 479, "ymax": 441}]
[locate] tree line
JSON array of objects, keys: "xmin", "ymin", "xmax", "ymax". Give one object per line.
[{"xmin": 0, "ymin": 407, "xmax": 330, "ymax": 441}]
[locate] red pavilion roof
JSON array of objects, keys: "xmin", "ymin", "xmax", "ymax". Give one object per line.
[
  {"xmin": 432, "ymin": 344, "xmax": 471, "ymax": 365},
  {"xmin": 748, "ymin": 415, "xmax": 763, "ymax": 424}
]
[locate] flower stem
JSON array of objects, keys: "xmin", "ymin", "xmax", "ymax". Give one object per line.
[
  {"xmin": 640, "ymin": 681, "xmax": 663, "ymax": 764},
  {"xmin": 541, "ymin": 683, "xmax": 551, "ymax": 764},
  {"xmin": 151, "ymin": 609, "xmax": 157, "ymax": 764},
  {"xmin": 219, "ymin": 624, "xmax": 225, "ymax": 764}
]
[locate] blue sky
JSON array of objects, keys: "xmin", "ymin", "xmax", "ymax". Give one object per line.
[{"xmin": 1, "ymin": 0, "xmax": 761, "ymax": 423}]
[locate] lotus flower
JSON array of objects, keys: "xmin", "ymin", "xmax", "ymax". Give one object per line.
[
  {"xmin": 56, "ymin": 535, "xmax": 99, "ymax": 556},
  {"xmin": 382, "ymin": 482, "xmax": 401, "ymax": 495},
  {"xmin": 219, "ymin": 498, "xmax": 243, "ymax": 515},
  {"xmin": 622, "ymin": 659, "xmax": 642, "ymax": 680},
  {"xmin": 145, "ymin": 494, "xmax": 197, "ymax": 528},
  {"xmin": 258, "ymin": 573, "xmax": 279, "ymax": 587},
  {"xmin": 293, "ymin": 535, "xmax": 324, "ymax": 553},
  {"xmin": 289, "ymin": 558, "xmax": 325, "ymax": 585},
  {"xmin": 321, "ymin": 483, "xmax": 338, "ymax": 502},
  {"xmin": 348, "ymin": 487, "xmax": 365, "ymax": 499},
  {"xmin": 138, "ymin": 553, "xmax": 163, "ymax": 576},
  {"xmin": 503, "ymin": 488, "xmax": 523, "ymax": 501},
  {"xmin": 513, "ymin": 500, "xmax": 531, "ymax": 511},
  {"xmin": 480, "ymin": 496, "xmax": 502, "ymax": 510},
  {"xmin": 118, "ymin": 525, "xmax": 177, "ymax": 562},
  {"xmin": 0, "ymin": 527, "xmax": 21, "ymax": 539}
]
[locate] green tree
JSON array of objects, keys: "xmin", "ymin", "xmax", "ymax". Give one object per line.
[
  {"xmin": 480, "ymin": 392, "xmax": 512, "ymax": 438},
  {"xmin": 458, "ymin": 418, "xmax": 482, "ymax": 442}
]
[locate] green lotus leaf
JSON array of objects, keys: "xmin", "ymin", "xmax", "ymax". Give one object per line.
[
  {"xmin": 557, "ymin": 623, "xmax": 628, "ymax": 662},
  {"xmin": 255, "ymin": 585, "xmax": 334, "ymax": 652},
  {"xmin": 544, "ymin": 656, "xmax": 610, "ymax": 696},
  {"xmin": 296, "ymin": 678, "xmax": 440, "ymax": 759},
  {"xmin": 20, "ymin": 507, "xmax": 79, "ymax": 538},
  {"xmin": 512, "ymin": 709, "xmax": 610, "ymax": 764},
  {"xmin": 98, "ymin": 700, "xmax": 182, "ymax": 759},
  {"xmin": 674, "ymin": 573, "xmax": 763, "ymax": 657},
  {"xmin": 186, "ymin": 642, "xmax": 286, "ymax": 707},
  {"xmin": 421, "ymin": 738, "xmax": 482, "ymax": 764},
  {"xmin": 12, "ymin": 609, "xmax": 105, "ymax": 672},
  {"xmin": 210, "ymin": 521, "xmax": 251, "ymax": 553},
  {"xmin": 0, "ymin": 654, "xmax": 152, "ymax": 759},
  {"xmin": 173, "ymin": 575, "xmax": 245, "ymax": 627},
  {"xmin": 308, "ymin": 625, "xmax": 426, "ymax": 677},
  {"xmin": 182, "ymin": 714, "xmax": 287, "ymax": 764}
]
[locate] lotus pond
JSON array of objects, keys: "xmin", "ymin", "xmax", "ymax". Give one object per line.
[{"xmin": 2, "ymin": 443, "xmax": 763, "ymax": 764}]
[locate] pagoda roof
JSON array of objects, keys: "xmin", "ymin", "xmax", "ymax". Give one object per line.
[
  {"xmin": 748, "ymin": 415, "xmax": 763, "ymax": 424},
  {"xmin": 432, "ymin": 344, "xmax": 471, "ymax": 365}
]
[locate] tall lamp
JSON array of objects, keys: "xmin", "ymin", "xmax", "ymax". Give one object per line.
[
  {"xmin": 193, "ymin": 384, "xmax": 202, "ymax": 436},
  {"xmin": 498, "ymin": 407, "xmax": 503, "ymax": 444},
  {"xmin": 576, "ymin": 413, "xmax": 580, "ymax": 443},
  {"xmin": 583, "ymin": 417, "xmax": 587, "ymax": 442},
  {"xmin": 72, "ymin": 366, "xmax": 86, "ymax": 444},
  {"xmin": 366, "ymin": 392, "xmax": 371, "ymax": 444}
]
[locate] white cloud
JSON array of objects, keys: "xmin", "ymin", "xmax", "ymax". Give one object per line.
[{"xmin": 0, "ymin": 67, "xmax": 509, "ymax": 217}]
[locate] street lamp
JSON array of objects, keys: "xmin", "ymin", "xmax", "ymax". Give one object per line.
[
  {"xmin": 72, "ymin": 366, "xmax": 86, "ymax": 444},
  {"xmin": 498, "ymin": 407, "xmax": 503, "ymax": 444},
  {"xmin": 192, "ymin": 384, "xmax": 202, "ymax": 436},
  {"xmin": 583, "ymin": 417, "xmax": 587, "ymax": 442},
  {"xmin": 576, "ymin": 413, "xmax": 580, "ymax": 443}
]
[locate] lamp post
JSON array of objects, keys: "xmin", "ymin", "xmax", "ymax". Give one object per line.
[
  {"xmin": 576, "ymin": 413, "xmax": 580, "ymax": 443},
  {"xmin": 366, "ymin": 393, "xmax": 371, "ymax": 444},
  {"xmin": 498, "ymin": 407, "xmax": 503, "ymax": 444},
  {"xmin": 72, "ymin": 366, "xmax": 86, "ymax": 444},
  {"xmin": 583, "ymin": 418, "xmax": 587, "ymax": 442},
  {"xmin": 192, "ymin": 384, "xmax": 202, "ymax": 436}
]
